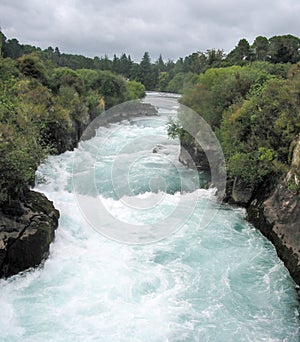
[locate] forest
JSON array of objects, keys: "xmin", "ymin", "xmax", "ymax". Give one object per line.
[{"xmin": 1, "ymin": 31, "xmax": 300, "ymax": 209}]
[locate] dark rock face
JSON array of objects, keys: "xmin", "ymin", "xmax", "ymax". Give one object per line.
[
  {"xmin": 0, "ymin": 191, "xmax": 59, "ymax": 278},
  {"xmin": 231, "ymin": 177, "xmax": 255, "ymax": 206},
  {"xmin": 179, "ymin": 138, "xmax": 210, "ymax": 170},
  {"xmin": 246, "ymin": 141, "xmax": 300, "ymax": 285},
  {"xmin": 247, "ymin": 177, "xmax": 300, "ymax": 285}
]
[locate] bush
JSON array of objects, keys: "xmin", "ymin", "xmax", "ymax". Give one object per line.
[{"xmin": 126, "ymin": 80, "xmax": 146, "ymax": 100}]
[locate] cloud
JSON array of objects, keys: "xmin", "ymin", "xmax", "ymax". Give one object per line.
[{"xmin": 0, "ymin": 0, "xmax": 299, "ymax": 61}]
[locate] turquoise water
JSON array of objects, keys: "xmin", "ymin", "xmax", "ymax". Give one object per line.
[{"xmin": 0, "ymin": 93, "xmax": 299, "ymax": 341}]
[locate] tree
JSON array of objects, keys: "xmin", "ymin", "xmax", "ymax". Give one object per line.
[
  {"xmin": 269, "ymin": 35, "xmax": 300, "ymax": 63},
  {"xmin": 50, "ymin": 67, "xmax": 83, "ymax": 94},
  {"xmin": 184, "ymin": 52, "xmax": 208, "ymax": 74},
  {"xmin": 136, "ymin": 52, "xmax": 158, "ymax": 90},
  {"xmin": 17, "ymin": 53, "xmax": 48, "ymax": 83},
  {"xmin": 156, "ymin": 54, "xmax": 166, "ymax": 72},
  {"xmin": 119, "ymin": 53, "xmax": 133, "ymax": 78},
  {"xmin": 112, "ymin": 54, "xmax": 121, "ymax": 74},
  {"xmin": 206, "ymin": 49, "xmax": 225, "ymax": 66},
  {"xmin": 3, "ymin": 38, "xmax": 23, "ymax": 59},
  {"xmin": 227, "ymin": 38, "xmax": 252, "ymax": 64},
  {"xmin": 252, "ymin": 36, "xmax": 269, "ymax": 61},
  {"xmin": 126, "ymin": 80, "xmax": 146, "ymax": 100},
  {"xmin": 0, "ymin": 30, "xmax": 5, "ymax": 57},
  {"xmin": 158, "ymin": 72, "xmax": 170, "ymax": 91}
]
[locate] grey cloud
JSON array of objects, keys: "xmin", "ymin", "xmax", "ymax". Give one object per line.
[{"xmin": 0, "ymin": 0, "xmax": 299, "ymax": 61}]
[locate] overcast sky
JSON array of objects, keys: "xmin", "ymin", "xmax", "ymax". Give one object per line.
[{"xmin": 1, "ymin": 0, "xmax": 299, "ymax": 61}]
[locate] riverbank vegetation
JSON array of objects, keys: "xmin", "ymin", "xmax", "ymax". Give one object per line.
[
  {"xmin": 0, "ymin": 31, "xmax": 145, "ymax": 208},
  {"xmin": 178, "ymin": 55, "xmax": 300, "ymax": 191}
]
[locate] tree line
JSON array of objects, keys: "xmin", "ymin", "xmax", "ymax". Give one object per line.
[{"xmin": 1, "ymin": 32, "xmax": 299, "ymax": 92}]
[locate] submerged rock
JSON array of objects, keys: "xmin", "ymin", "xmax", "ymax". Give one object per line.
[{"xmin": 0, "ymin": 191, "xmax": 59, "ymax": 278}]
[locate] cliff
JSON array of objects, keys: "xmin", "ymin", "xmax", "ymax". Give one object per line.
[
  {"xmin": 247, "ymin": 175, "xmax": 300, "ymax": 285},
  {"xmin": 0, "ymin": 191, "xmax": 59, "ymax": 278},
  {"xmin": 246, "ymin": 139, "xmax": 300, "ymax": 285},
  {"xmin": 179, "ymin": 137, "xmax": 300, "ymax": 286}
]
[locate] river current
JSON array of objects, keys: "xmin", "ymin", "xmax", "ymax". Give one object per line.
[{"xmin": 0, "ymin": 93, "xmax": 299, "ymax": 341}]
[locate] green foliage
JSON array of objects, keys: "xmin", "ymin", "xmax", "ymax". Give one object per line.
[
  {"xmin": 226, "ymin": 38, "xmax": 252, "ymax": 64},
  {"xmin": 166, "ymin": 72, "xmax": 187, "ymax": 93},
  {"xmin": 166, "ymin": 72, "xmax": 198, "ymax": 94},
  {"xmin": 269, "ymin": 35, "xmax": 300, "ymax": 64},
  {"xmin": 50, "ymin": 67, "xmax": 83, "ymax": 94},
  {"xmin": 166, "ymin": 118, "xmax": 191, "ymax": 142},
  {"xmin": 181, "ymin": 62, "xmax": 292, "ymax": 128},
  {"xmin": 252, "ymin": 36, "xmax": 269, "ymax": 61},
  {"xmin": 227, "ymin": 151, "xmax": 273, "ymax": 184},
  {"xmin": 95, "ymin": 70, "xmax": 128, "ymax": 108},
  {"xmin": 2, "ymin": 30, "xmax": 299, "ymax": 95},
  {"xmin": 181, "ymin": 60, "xmax": 300, "ymax": 187},
  {"xmin": 126, "ymin": 80, "xmax": 146, "ymax": 100},
  {"xmin": 157, "ymin": 72, "xmax": 170, "ymax": 91},
  {"xmin": 287, "ymin": 181, "xmax": 299, "ymax": 192},
  {"xmin": 134, "ymin": 52, "xmax": 158, "ymax": 90},
  {"xmin": 17, "ymin": 53, "xmax": 48, "ymax": 82},
  {"xmin": 0, "ymin": 68, "xmax": 47, "ymax": 203}
]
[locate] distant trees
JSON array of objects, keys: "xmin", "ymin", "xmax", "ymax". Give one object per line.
[
  {"xmin": 135, "ymin": 52, "xmax": 158, "ymax": 90},
  {"xmin": 1, "ymin": 29, "xmax": 299, "ymax": 93},
  {"xmin": 226, "ymin": 35, "xmax": 300, "ymax": 65}
]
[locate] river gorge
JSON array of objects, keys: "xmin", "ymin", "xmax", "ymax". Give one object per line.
[{"xmin": 0, "ymin": 93, "xmax": 299, "ymax": 341}]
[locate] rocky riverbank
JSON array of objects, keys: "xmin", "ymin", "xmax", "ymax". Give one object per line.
[
  {"xmin": 179, "ymin": 137, "xmax": 300, "ymax": 286},
  {"xmin": 0, "ymin": 191, "xmax": 59, "ymax": 278}
]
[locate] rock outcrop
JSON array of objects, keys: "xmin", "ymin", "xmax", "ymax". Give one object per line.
[
  {"xmin": 246, "ymin": 139, "xmax": 300, "ymax": 285},
  {"xmin": 179, "ymin": 138, "xmax": 210, "ymax": 170},
  {"xmin": 0, "ymin": 191, "xmax": 59, "ymax": 278},
  {"xmin": 247, "ymin": 176, "xmax": 300, "ymax": 284}
]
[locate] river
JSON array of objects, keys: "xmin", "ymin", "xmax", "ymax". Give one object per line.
[{"xmin": 0, "ymin": 92, "xmax": 299, "ymax": 341}]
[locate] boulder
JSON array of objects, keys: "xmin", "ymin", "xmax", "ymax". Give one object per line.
[
  {"xmin": 231, "ymin": 176, "xmax": 255, "ymax": 206},
  {"xmin": 0, "ymin": 191, "xmax": 59, "ymax": 278}
]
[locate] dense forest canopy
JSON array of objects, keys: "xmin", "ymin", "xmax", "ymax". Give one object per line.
[
  {"xmin": 1, "ymin": 32, "xmax": 299, "ymax": 92},
  {"xmin": 0, "ymin": 30, "xmax": 300, "ymax": 208}
]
